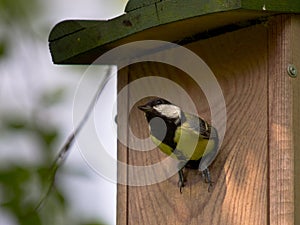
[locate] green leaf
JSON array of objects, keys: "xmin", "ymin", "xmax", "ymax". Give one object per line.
[
  {"xmin": 19, "ymin": 211, "xmax": 42, "ymax": 225},
  {"xmin": 40, "ymin": 88, "xmax": 65, "ymax": 106},
  {"xmin": 81, "ymin": 222, "xmax": 107, "ymax": 225},
  {"xmin": 0, "ymin": 166, "xmax": 31, "ymax": 184},
  {"xmin": 38, "ymin": 129, "xmax": 59, "ymax": 147},
  {"xmin": 0, "ymin": 40, "xmax": 6, "ymax": 58},
  {"xmin": 4, "ymin": 118, "xmax": 28, "ymax": 130},
  {"xmin": 0, "ymin": 0, "xmax": 40, "ymax": 23}
]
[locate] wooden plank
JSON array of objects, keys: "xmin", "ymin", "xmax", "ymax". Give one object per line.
[
  {"xmin": 49, "ymin": 10, "xmax": 275, "ymax": 64},
  {"xmin": 155, "ymin": 0, "xmax": 240, "ymax": 24},
  {"xmin": 49, "ymin": 5, "xmax": 159, "ymax": 64},
  {"xmin": 242, "ymin": 0, "xmax": 300, "ymax": 12},
  {"xmin": 291, "ymin": 15, "xmax": 300, "ymax": 225},
  {"xmin": 268, "ymin": 15, "xmax": 294, "ymax": 225},
  {"xmin": 48, "ymin": 20, "xmax": 102, "ymax": 42},
  {"xmin": 50, "ymin": 0, "xmax": 298, "ymax": 65},
  {"xmin": 188, "ymin": 24, "xmax": 268, "ymax": 225},
  {"xmin": 48, "ymin": 0, "xmax": 300, "ymax": 64},
  {"xmin": 117, "ymin": 66, "xmax": 129, "ymax": 225},
  {"xmin": 125, "ymin": 0, "xmax": 160, "ymax": 12},
  {"xmin": 125, "ymin": 63, "xmax": 212, "ymax": 225},
  {"xmin": 125, "ymin": 0, "xmax": 300, "ymax": 14},
  {"xmin": 119, "ymin": 24, "xmax": 268, "ymax": 224}
]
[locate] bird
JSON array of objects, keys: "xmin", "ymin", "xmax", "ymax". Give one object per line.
[{"xmin": 138, "ymin": 97, "xmax": 219, "ymax": 192}]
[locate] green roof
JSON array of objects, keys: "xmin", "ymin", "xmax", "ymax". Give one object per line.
[{"xmin": 49, "ymin": 0, "xmax": 300, "ymax": 64}]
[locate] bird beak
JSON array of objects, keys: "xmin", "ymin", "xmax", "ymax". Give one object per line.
[{"xmin": 138, "ymin": 105, "xmax": 152, "ymax": 112}]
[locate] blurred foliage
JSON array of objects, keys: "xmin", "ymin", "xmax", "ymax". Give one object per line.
[
  {"xmin": 0, "ymin": 1, "xmax": 107, "ymax": 225},
  {"xmin": 0, "ymin": 89, "xmax": 105, "ymax": 225},
  {"xmin": 0, "ymin": 39, "xmax": 6, "ymax": 59},
  {"xmin": 40, "ymin": 88, "xmax": 66, "ymax": 107},
  {"xmin": 0, "ymin": 0, "xmax": 40, "ymax": 25}
]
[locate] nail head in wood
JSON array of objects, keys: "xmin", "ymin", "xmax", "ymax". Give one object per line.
[{"xmin": 287, "ymin": 64, "xmax": 297, "ymax": 78}]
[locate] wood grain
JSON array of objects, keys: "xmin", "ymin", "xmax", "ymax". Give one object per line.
[
  {"xmin": 268, "ymin": 15, "xmax": 294, "ymax": 225},
  {"xmin": 291, "ymin": 15, "xmax": 300, "ymax": 225},
  {"xmin": 50, "ymin": 2, "xmax": 290, "ymax": 64},
  {"xmin": 189, "ymin": 24, "xmax": 268, "ymax": 225},
  {"xmin": 117, "ymin": 15, "xmax": 300, "ymax": 225},
  {"xmin": 117, "ymin": 66, "xmax": 129, "ymax": 225},
  {"xmin": 118, "ymin": 24, "xmax": 269, "ymax": 224},
  {"xmin": 125, "ymin": 0, "xmax": 160, "ymax": 12}
]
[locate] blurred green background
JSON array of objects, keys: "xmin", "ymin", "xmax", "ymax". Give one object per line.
[{"xmin": 0, "ymin": 0, "xmax": 127, "ymax": 224}]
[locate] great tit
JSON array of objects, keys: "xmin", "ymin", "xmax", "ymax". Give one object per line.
[{"xmin": 138, "ymin": 97, "xmax": 219, "ymax": 192}]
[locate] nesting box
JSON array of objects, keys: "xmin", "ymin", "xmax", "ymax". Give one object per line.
[{"xmin": 49, "ymin": 1, "xmax": 300, "ymax": 224}]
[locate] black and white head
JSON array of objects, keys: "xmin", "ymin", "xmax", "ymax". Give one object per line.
[{"xmin": 138, "ymin": 98, "xmax": 183, "ymax": 125}]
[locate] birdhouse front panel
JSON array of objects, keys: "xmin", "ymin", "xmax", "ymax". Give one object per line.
[{"xmin": 117, "ymin": 23, "xmax": 269, "ymax": 225}]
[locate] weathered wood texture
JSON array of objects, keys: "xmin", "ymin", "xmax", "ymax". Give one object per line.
[
  {"xmin": 49, "ymin": 10, "xmax": 273, "ymax": 64},
  {"xmin": 187, "ymin": 24, "xmax": 269, "ymax": 225},
  {"xmin": 117, "ymin": 14, "xmax": 300, "ymax": 225},
  {"xmin": 48, "ymin": 0, "xmax": 300, "ymax": 64},
  {"xmin": 117, "ymin": 66, "xmax": 129, "ymax": 225},
  {"xmin": 125, "ymin": 0, "xmax": 160, "ymax": 12},
  {"xmin": 268, "ymin": 15, "xmax": 300, "ymax": 225},
  {"xmin": 242, "ymin": 0, "xmax": 300, "ymax": 12},
  {"xmin": 268, "ymin": 15, "xmax": 294, "ymax": 225},
  {"xmin": 118, "ymin": 23, "xmax": 269, "ymax": 224},
  {"xmin": 291, "ymin": 16, "xmax": 300, "ymax": 225}
]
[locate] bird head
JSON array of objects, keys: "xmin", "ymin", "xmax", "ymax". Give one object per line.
[{"xmin": 138, "ymin": 98, "xmax": 182, "ymax": 123}]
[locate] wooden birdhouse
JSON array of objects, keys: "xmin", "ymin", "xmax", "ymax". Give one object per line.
[{"xmin": 49, "ymin": 0, "xmax": 300, "ymax": 224}]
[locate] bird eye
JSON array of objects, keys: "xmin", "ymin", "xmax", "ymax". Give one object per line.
[{"xmin": 156, "ymin": 99, "xmax": 162, "ymax": 104}]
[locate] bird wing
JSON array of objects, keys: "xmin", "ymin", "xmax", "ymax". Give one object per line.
[
  {"xmin": 173, "ymin": 113, "xmax": 219, "ymax": 163},
  {"xmin": 184, "ymin": 113, "xmax": 211, "ymax": 139}
]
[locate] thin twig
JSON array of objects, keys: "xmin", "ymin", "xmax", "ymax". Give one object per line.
[{"xmin": 35, "ymin": 66, "xmax": 113, "ymax": 211}]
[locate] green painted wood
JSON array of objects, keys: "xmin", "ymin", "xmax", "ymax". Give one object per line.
[
  {"xmin": 125, "ymin": 0, "xmax": 161, "ymax": 12},
  {"xmin": 242, "ymin": 0, "xmax": 300, "ymax": 12},
  {"xmin": 155, "ymin": 0, "xmax": 240, "ymax": 24},
  {"xmin": 49, "ymin": 5, "xmax": 160, "ymax": 63},
  {"xmin": 125, "ymin": 0, "xmax": 300, "ymax": 13},
  {"xmin": 49, "ymin": 20, "xmax": 104, "ymax": 41},
  {"xmin": 49, "ymin": 0, "xmax": 300, "ymax": 64}
]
